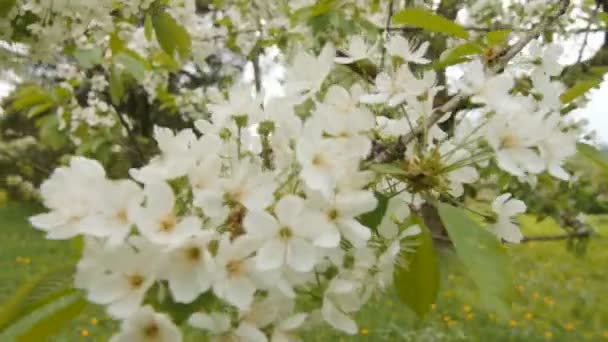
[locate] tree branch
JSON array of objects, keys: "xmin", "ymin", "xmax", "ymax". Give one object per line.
[
  {"xmin": 521, "ymin": 229, "xmax": 592, "ymax": 242},
  {"xmin": 372, "ymin": 0, "xmax": 571, "ymax": 164}
]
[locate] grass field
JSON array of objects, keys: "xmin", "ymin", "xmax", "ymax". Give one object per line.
[{"xmin": 1, "ymin": 201, "xmax": 607, "ymax": 341}]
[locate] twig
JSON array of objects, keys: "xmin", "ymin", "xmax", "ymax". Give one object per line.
[
  {"xmin": 387, "ymin": 26, "xmax": 605, "ymax": 34},
  {"xmin": 576, "ymin": 2, "xmax": 600, "ymax": 64},
  {"xmin": 113, "ymin": 110, "xmax": 145, "ymax": 166},
  {"xmin": 380, "ymin": 0, "xmax": 395, "ymax": 69},
  {"xmin": 521, "ymin": 229, "xmax": 592, "ymax": 242}
]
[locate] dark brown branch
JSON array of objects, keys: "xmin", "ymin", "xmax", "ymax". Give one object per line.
[
  {"xmin": 521, "ymin": 229, "xmax": 592, "ymax": 242},
  {"xmin": 111, "ymin": 108, "xmax": 145, "ymax": 167},
  {"xmin": 380, "ymin": 0, "xmax": 395, "ymax": 68}
]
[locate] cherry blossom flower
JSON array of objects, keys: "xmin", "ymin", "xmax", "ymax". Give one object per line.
[
  {"xmin": 490, "ymin": 193, "xmax": 526, "ymax": 243},
  {"xmin": 110, "ymin": 306, "xmax": 182, "ymax": 342}
]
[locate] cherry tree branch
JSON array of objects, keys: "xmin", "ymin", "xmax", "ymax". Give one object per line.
[
  {"xmin": 521, "ymin": 229, "xmax": 592, "ymax": 242},
  {"xmin": 371, "ymin": 0, "xmax": 571, "ymax": 164},
  {"xmin": 577, "ymin": 2, "xmax": 600, "ymax": 64}
]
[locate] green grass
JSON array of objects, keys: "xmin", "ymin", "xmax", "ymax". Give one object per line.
[{"xmin": 1, "ymin": 202, "xmax": 608, "ymax": 341}]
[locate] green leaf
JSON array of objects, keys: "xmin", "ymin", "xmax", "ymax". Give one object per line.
[
  {"xmin": 392, "ymin": 8, "xmax": 468, "ymax": 39},
  {"xmin": 109, "ymin": 66, "xmax": 125, "ymax": 106},
  {"xmin": 369, "ymin": 163, "xmax": 407, "ymax": 176},
  {"xmin": 152, "ymin": 12, "xmax": 192, "ymax": 58},
  {"xmin": 0, "ymin": 265, "xmax": 74, "ymax": 331},
  {"xmin": 437, "ymin": 203, "xmax": 512, "ymax": 315},
  {"xmin": 0, "ymin": 0, "xmax": 17, "ymax": 17},
  {"xmin": 73, "ymin": 48, "xmax": 103, "ymax": 69},
  {"xmin": 109, "ymin": 32, "xmax": 126, "ymax": 55},
  {"xmin": 598, "ymin": 12, "xmax": 608, "ymax": 26},
  {"xmin": 12, "ymin": 294, "xmax": 86, "ymax": 341},
  {"xmin": 115, "ymin": 52, "xmax": 147, "ymax": 82},
  {"xmin": 358, "ymin": 192, "xmax": 389, "ymax": 231},
  {"xmin": 486, "ymin": 30, "xmax": 512, "ymax": 46},
  {"xmin": 394, "ymin": 217, "xmax": 439, "ymax": 318},
  {"xmin": 577, "ymin": 143, "xmax": 608, "ymax": 175},
  {"xmin": 144, "ymin": 14, "xmax": 154, "ymax": 41},
  {"xmin": 9, "ymin": 85, "xmax": 53, "ymax": 113},
  {"xmin": 560, "ymin": 79, "xmax": 602, "ymax": 104},
  {"xmin": 38, "ymin": 115, "xmax": 68, "ymax": 150},
  {"xmin": 434, "ymin": 42, "xmax": 483, "ymax": 69},
  {"xmin": 26, "ymin": 102, "xmax": 54, "ymax": 118}
]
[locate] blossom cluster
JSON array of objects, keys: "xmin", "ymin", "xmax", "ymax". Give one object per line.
[{"xmin": 28, "ymin": 28, "xmax": 580, "ymax": 339}]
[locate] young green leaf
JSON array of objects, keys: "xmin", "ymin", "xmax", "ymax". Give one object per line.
[
  {"xmin": 392, "ymin": 8, "xmax": 468, "ymax": 39},
  {"xmin": 110, "ymin": 66, "xmax": 125, "ymax": 106},
  {"xmin": 577, "ymin": 143, "xmax": 608, "ymax": 175},
  {"xmin": 72, "ymin": 48, "xmax": 103, "ymax": 69},
  {"xmin": 15, "ymin": 294, "xmax": 87, "ymax": 342},
  {"xmin": 0, "ymin": 0, "xmax": 17, "ymax": 17},
  {"xmin": 437, "ymin": 203, "xmax": 513, "ymax": 315},
  {"xmin": 115, "ymin": 52, "xmax": 147, "ymax": 82},
  {"xmin": 394, "ymin": 218, "xmax": 439, "ymax": 318},
  {"xmin": 560, "ymin": 79, "xmax": 602, "ymax": 104},
  {"xmin": 152, "ymin": 12, "xmax": 192, "ymax": 58},
  {"xmin": 434, "ymin": 42, "xmax": 483, "ymax": 69},
  {"xmin": 369, "ymin": 163, "xmax": 408, "ymax": 176},
  {"xmin": 486, "ymin": 30, "xmax": 512, "ymax": 46},
  {"xmin": 358, "ymin": 192, "xmax": 389, "ymax": 232},
  {"xmin": 0, "ymin": 265, "xmax": 74, "ymax": 331},
  {"xmin": 144, "ymin": 14, "xmax": 154, "ymax": 41},
  {"xmin": 109, "ymin": 32, "xmax": 126, "ymax": 55}
]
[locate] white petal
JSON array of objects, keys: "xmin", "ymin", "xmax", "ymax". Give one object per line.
[
  {"xmin": 502, "ymin": 198, "xmax": 526, "ymax": 217},
  {"xmin": 275, "ymin": 195, "xmax": 304, "ymax": 224},
  {"xmin": 107, "ymin": 292, "xmax": 142, "ymax": 318},
  {"xmin": 144, "ymin": 182, "xmax": 174, "ymax": 215},
  {"xmin": 256, "ymin": 239, "xmax": 286, "ymax": 271},
  {"xmin": 224, "ymin": 277, "xmax": 256, "ymax": 309},
  {"xmin": 321, "ymin": 300, "xmax": 357, "ymax": 335},
  {"xmin": 168, "ymin": 268, "xmax": 201, "ymax": 303},
  {"xmin": 278, "ymin": 313, "xmax": 308, "ymax": 331},
  {"xmin": 359, "ymin": 93, "xmax": 388, "ymax": 104},
  {"xmin": 244, "ymin": 211, "xmax": 280, "ymax": 238},
  {"xmin": 29, "ymin": 212, "xmax": 68, "ymax": 230},
  {"xmin": 334, "ymin": 56, "xmax": 355, "ymax": 64},
  {"xmin": 286, "ymin": 238, "xmax": 316, "ymax": 272},
  {"xmin": 188, "ymin": 312, "xmax": 231, "ymax": 333},
  {"xmin": 86, "ymin": 274, "xmax": 124, "ymax": 304},
  {"xmin": 313, "ymin": 225, "xmax": 341, "ymax": 248},
  {"xmin": 336, "ymin": 191, "xmax": 377, "ymax": 217},
  {"xmin": 339, "ymin": 219, "xmax": 371, "ymax": 247},
  {"xmin": 236, "ymin": 323, "xmax": 268, "ymax": 342}
]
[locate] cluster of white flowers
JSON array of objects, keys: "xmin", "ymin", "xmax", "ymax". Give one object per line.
[
  {"xmin": 28, "ymin": 28, "xmax": 581, "ymax": 338},
  {"xmin": 14, "ymin": 0, "xmax": 586, "ymax": 339}
]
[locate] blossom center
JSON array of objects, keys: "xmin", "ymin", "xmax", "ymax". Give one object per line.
[
  {"xmin": 279, "ymin": 227, "xmax": 293, "ymax": 240},
  {"xmin": 116, "ymin": 209, "xmax": 128, "ymax": 224},
  {"xmin": 185, "ymin": 247, "xmax": 201, "ymax": 261},
  {"xmin": 500, "ymin": 134, "xmax": 520, "ymax": 149},
  {"xmin": 226, "ymin": 259, "xmax": 243, "ymax": 277},
  {"xmin": 128, "ymin": 274, "xmax": 145, "ymax": 289},
  {"xmin": 327, "ymin": 208, "xmax": 339, "ymax": 221},
  {"xmin": 160, "ymin": 214, "xmax": 177, "ymax": 232},
  {"xmin": 312, "ymin": 154, "xmax": 329, "ymax": 168},
  {"xmin": 143, "ymin": 322, "xmax": 159, "ymax": 338}
]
